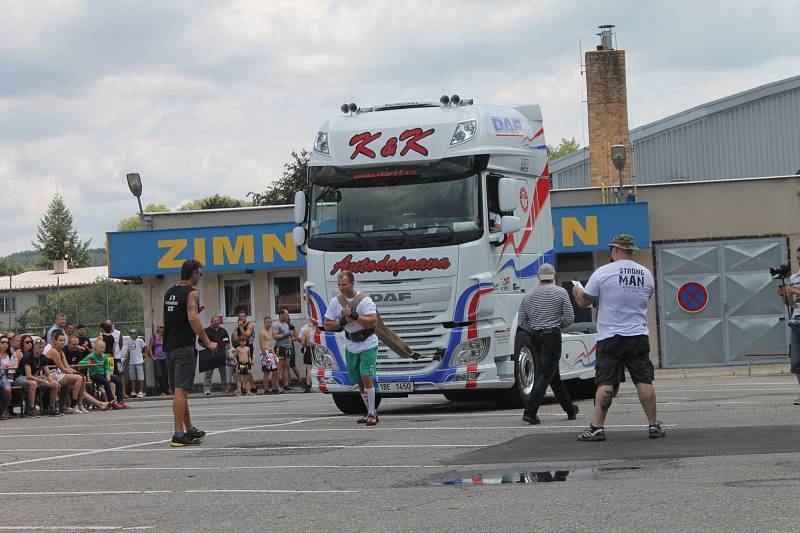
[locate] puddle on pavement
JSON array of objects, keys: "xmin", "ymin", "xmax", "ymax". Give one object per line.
[{"xmin": 434, "ymin": 466, "xmax": 642, "ymax": 486}]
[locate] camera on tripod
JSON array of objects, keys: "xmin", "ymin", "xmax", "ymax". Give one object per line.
[{"xmin": 770, "ymin": 264, "xmax": 790, "ymax": 279}]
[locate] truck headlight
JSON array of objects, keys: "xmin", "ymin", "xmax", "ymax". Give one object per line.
[
  {"xmin": 450, "ymin": 337, "xmax": 490, "ymax": 367},
  {"xmin": 313, "ymin": 344, "xmax": 339, "ymax": 370},
  {"xmin": 450, "ymin": 120, "xmax": 477, "ymax": 146},
  {"xmin": 314, "ymin": 131, "xmax": 329, "ymax": 154}
]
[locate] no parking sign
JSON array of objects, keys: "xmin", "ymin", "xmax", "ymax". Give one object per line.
[{"xmin": 677, "ymin": 282, "xmax": 709, "ymax": 313}]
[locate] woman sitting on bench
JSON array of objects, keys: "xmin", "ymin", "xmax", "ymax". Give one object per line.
[
  {"xmin": 15, "ymin": 337, "xmax": 60, "ymax": 417},
  {"xmin": 46, "ymin": 331, "xmax": 88, "ymax": 414}
]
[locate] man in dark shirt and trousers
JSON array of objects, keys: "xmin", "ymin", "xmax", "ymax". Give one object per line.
[
  {"xmin": 520, "ymin": 263, "xmax": 579, "ymax": 425},
  {"xmin": 163, "ymin": 259, "xmax": 218, "ymax": 447},
  {"xmin": 202, "ymin": 315, "xmax": 230, "ymax": 395}
]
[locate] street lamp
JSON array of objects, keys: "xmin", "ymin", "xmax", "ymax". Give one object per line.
[
  {"xmin": 126, "ymin": 173, "xmax": 145, "ymax": 218},
  {"xmin": 611, "ymin": 145, "xmax": 626, "ymax": 202}
]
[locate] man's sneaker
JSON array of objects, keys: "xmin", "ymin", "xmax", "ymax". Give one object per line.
[
  {"xmin": 171, "ymin": 434, "xmax": 202, "ymax": 447},
  {"xmin": 365, "ymin": 414, "xmax": 379, "ymax": 426},
  {"xmin": 249, "ymin": 388, "xmax": 257, "ymax": 394},
  {"xmin": 204, "ymin": 391, "xmax": 211, "ymax": 396},
  {"xmin": 186, "ymin": 427, "xmax": 206, "ymax": 440},
  {"xmin": 47, "ymin": 407, "xmax": 64, "ymax": 417},
  {"xmin": 272, "ymin": 388, "xmax": 284, "ymax": 394},
  {"xmin": 648, "ymin": 421, "xmax": 666, "ymax": 438},
  {"xmin": 577, "ymin": 424, "xmax": 606, "ymax": 441},
  {"xmin": 794, "ymin": 394, "xmax": 800, "ymax": 405},
  {"xmin": 284, "ymin": 385, "xmax": 294, "ymax": 391},
  {"xmin": 522, "ymin": 410, "xmax": 541, "ymax": 425},
  {"xmin": 24, "ymin": 408, "xmax": 40, "ymax": 418},
  {"xmin": 567, "ymin": 405, "xmax": 580, "ymax": 420}
]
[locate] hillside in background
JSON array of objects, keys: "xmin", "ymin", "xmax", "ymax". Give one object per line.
[{"xmin": 2, "ymin": 247, "xmax": 107, "ymax": 270}]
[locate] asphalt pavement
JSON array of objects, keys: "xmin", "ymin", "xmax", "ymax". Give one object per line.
[{"xmin": 1, "ymin": 375, "xmax": 799, "ymax": 532}]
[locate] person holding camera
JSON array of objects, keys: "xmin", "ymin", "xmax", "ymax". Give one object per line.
[{"xmin": 778, "ymin": 245, "xmax": 800, "ymax": 405}]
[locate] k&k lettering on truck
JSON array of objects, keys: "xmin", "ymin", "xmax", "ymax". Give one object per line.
[{"xmin": 292, "ymin": 97, "xmax": 597, "ymax": 414}]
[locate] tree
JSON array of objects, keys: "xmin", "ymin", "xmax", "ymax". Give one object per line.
[
  {"xmin": 547, "ymin": 137, "xmax": 581, "ymax": 160},
  {"xmin": 116, "ymin": 203, "xmax": 170, "ymax": 232},
  {"xmin": 32, "ymin": 194, "xmax": 91, "ymax": 268},
  {"xmin": 179, "ymin": 195, "xmax": 249, "ymax": 211},
  {"xmin": 0, "ymin": 258, "xmax": 25, "ymax": 276},
  {"xmin": 248, "ymin": 149, "xmax": 310, "ymax": 206},
  {"xmin": 19, "ymin": 279, "xmax": 144, "ymax": 334}
]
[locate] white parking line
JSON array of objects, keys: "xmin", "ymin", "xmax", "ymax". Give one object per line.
[
  {"xmin": 0, "ymin": 416, "xmax": 337, "ymax": 468},
  {"xmin": 0, "ymin": 444, "xmax": 485, "ymax": 455},
  {"xmin": 186, "ymin": 489, "xmax": 358, "ymax": 494},
  {"xmin": 0, "ymin": 489, "xmax": 356, "ymax": 495},
  {"xmin": 0, "ymin": 527, "xmax": 155, "ymax": 531},
  {"xmin": 243, "ymin": 423, "xmax": 678, "ymax": 433},
  {"xmin": 0, "ymin": 464, "xmax": 450, "ymax": 474}
]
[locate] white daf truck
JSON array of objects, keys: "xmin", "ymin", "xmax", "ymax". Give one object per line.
[{"xmin": 292, "ymin": 97, "xmax": 597, "ymax": 414}]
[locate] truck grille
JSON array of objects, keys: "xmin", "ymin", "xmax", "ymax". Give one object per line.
[{"xmin": 376, "ymin": 312, "xmax": 444, "ymax": 374}]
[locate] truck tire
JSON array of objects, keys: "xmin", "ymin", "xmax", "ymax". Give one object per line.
[
  {"xmin": 331, "ymin": 392, "xmax": 382, "ymax": 415},
  {"xmin": 493, "ymin": 333, "xmax": 534, "ymax": 409}
]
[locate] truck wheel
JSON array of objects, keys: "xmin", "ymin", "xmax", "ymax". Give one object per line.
[
  {"xmin": 331, "ymin": 392, "xmax": 382, "ymax": 415},
  {"xmin": 493, "ymin": 336, "xmax": 533, "ymax": 409}
]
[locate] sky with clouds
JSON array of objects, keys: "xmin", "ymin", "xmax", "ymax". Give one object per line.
[{"xmin": 1, "ymin": 0, "xmax": 798, "ymax": 254}]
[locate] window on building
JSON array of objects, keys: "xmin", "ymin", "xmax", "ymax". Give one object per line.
[
  {"xmin": 37, "ymin": 294, "xmax": 48, "ymax": 306},
  {"xmin": 222, "ymin": 279, "xmax": 252, "ymax": 319},
  {"xmin": 0, "ymin": 297, "xmax": 15, "ymax": 313},
  {"xmin": 273, "ymin": 275, "xmax": 301, "ymax": 315}
]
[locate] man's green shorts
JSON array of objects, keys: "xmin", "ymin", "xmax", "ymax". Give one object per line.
[{"xmin": 345, "ymin": 346, "xmax": 378, "ymax": 383}]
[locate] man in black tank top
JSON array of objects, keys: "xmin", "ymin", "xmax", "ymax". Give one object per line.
[{"xmin": 164, "ymin": 259, "xmax": 218, "ymax": 447}]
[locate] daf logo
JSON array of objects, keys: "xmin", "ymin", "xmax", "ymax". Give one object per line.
[{"xmin": 370, "ymin": 292, "xmax": 412, "ymax": 303}]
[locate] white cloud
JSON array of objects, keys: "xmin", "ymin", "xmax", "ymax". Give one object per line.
[{"xmin": 0, "ymin": 0, "xmax": 798, "ymax": 252}]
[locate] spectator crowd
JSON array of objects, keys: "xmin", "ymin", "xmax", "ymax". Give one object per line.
[{"xmin": 0, "ymin": 309, "xmax": 315, "ymax": 421}]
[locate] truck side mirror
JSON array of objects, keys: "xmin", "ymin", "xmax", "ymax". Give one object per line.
[
  {"xmin": 498, "ymin": 177, "xmax": 517, "ymax": 212},
  {"xmin": 500, "ymin": 215, "xmax": 521, "ymax": 234},
  {"xmin": 293, "ymin": 191, "xmax": 306, "ymax": 224},
  {"xmin": 292, "ymin": 226, "xmax": 306, "ymax": 246}
]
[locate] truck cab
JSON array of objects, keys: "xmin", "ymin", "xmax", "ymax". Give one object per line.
[{"xmin": 293, "ymin": 97, "xmax": 596, "ymax": 414}]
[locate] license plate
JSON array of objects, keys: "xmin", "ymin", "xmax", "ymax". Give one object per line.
[{"xmin": 378, "ymin": 381, "xmax": 414, "ymax": 393}]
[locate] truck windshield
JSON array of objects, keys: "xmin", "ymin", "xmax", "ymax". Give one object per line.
[{"xmin": 308, "ymin": 174, "xmax": 483, "ymax": 251}]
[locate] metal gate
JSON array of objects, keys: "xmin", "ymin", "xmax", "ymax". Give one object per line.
[{"xmin": 656, "ymin": 238, "xmax": 788, "ymax": 368}]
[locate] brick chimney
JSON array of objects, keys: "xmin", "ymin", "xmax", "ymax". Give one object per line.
[
  {"xmin": 53, "ymin": 260, "xmax": 68, "ymax": 274},
  {"xmin": 585, "ymin": 25, "xmax": 633, "ymax": 188}
]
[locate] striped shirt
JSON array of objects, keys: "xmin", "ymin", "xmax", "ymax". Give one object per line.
[{"xmin": 517, "ymin": 283, "xmax": 575, "ymax": 331}]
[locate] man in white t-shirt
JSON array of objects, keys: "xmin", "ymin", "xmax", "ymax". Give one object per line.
[
  {"xmin": 324, "ymin": 270, "xmax": 380, "ymax": 425},
  {"xmin": 125, "ymin": 329, "xmax": 147, "ymax": 398},
  {"xmin": 572, "ymin": 234, "xmax": 664, "ymax": 441},
  {"xmin": 778, "ymin": 245, "xmax": 800, "ymax": 405}
]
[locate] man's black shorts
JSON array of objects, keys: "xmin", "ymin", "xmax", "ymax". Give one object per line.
[
  {"xmin": 595, "ymin": 334, "xmax": 654, "ymax": 386},
  {"xmin": 302, "ymin": 346, "xmax": 313, "ymax": 366},
  {"xmin": 167, "ymin": 346, "xmax": 197, "ymax": 391}
]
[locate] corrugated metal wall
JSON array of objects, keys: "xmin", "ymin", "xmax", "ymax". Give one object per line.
[
  {"xmin": 550, "ymin": 81, "xmax": 800, "ymax": 188},
  {"xmin": 634, "ymin": 89, "xmax": 800, "ymax": 183},
  {"xmin": 551, "ymin": 159, "xmax": 590, "ymax": 189}
]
